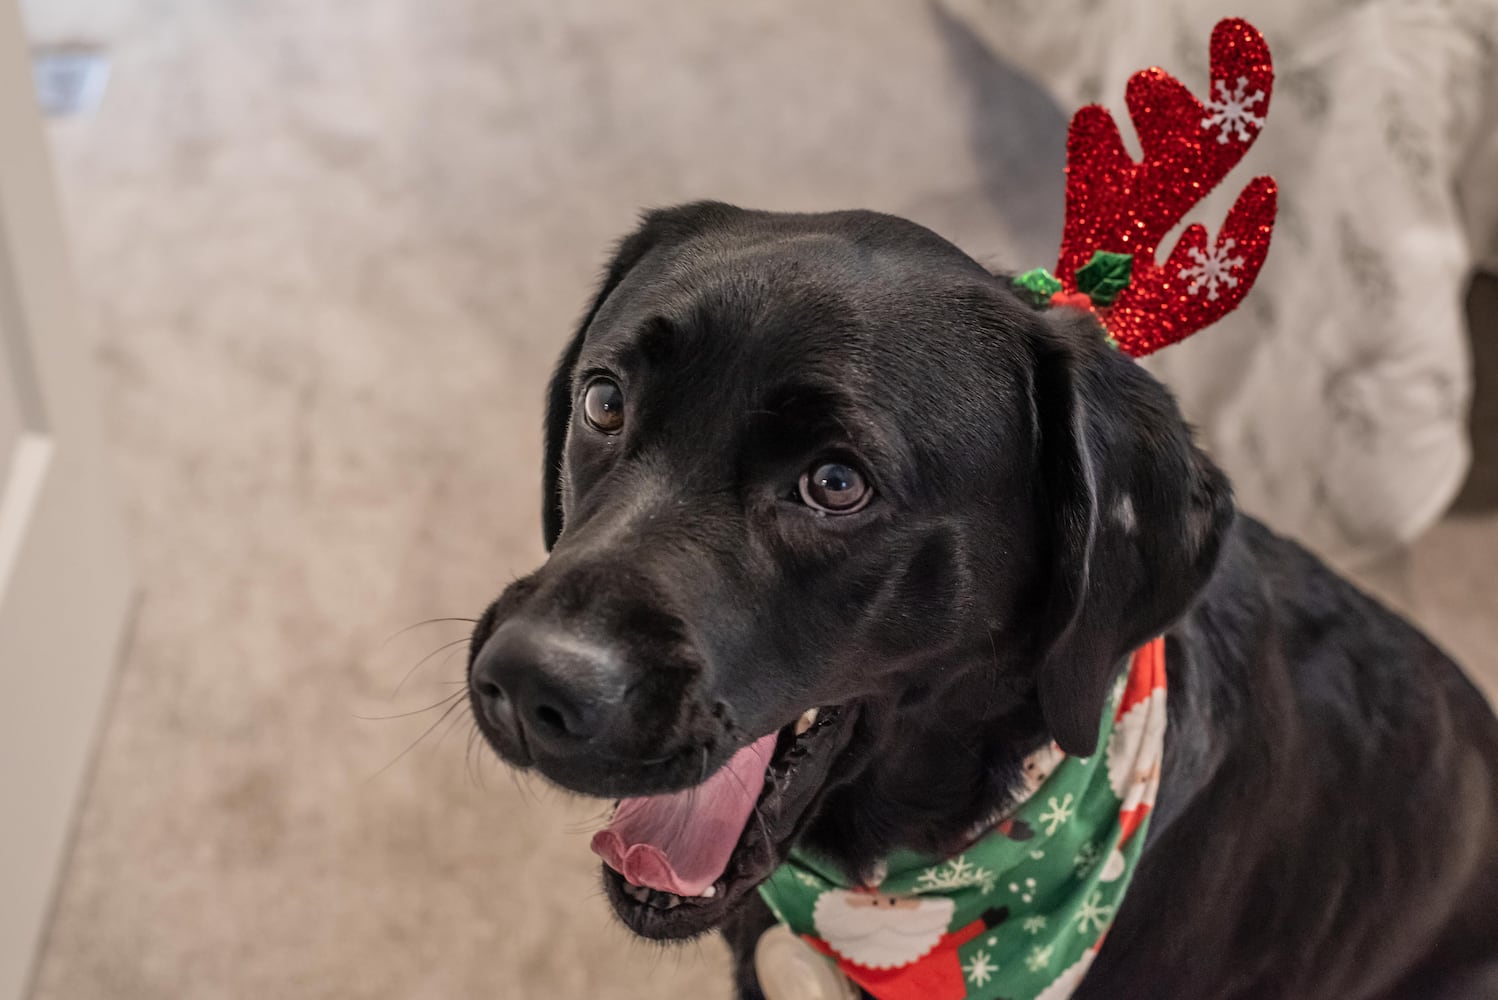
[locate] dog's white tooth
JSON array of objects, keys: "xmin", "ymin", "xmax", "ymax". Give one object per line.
[
  {"xmin": 793, "ymin": 707, "xmax": 820, "ymax": 737},
  {"xmin": 699, "ymin": 885, "xmax": 717, "ymax": 898}
]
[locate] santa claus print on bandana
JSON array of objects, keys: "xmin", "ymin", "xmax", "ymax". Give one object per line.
[
  {"xmin": 806, "ymin": 889, "xmax": 1010, "ymax": 999},
  {"xmin": 812, "ymin": 890, "xmax": 956, "ymax": 969}
]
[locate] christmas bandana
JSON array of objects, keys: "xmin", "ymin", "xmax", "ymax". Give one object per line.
[{"xmin": 758, "ymin": 639, "xmax": 1167, "ymax": 1000}]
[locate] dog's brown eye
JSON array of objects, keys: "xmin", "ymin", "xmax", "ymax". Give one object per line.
[
  {"xmin": 582, "ymin": 378, "xmax": 625, "ymax": 433},
  {"xmin": 799, "ymin": 461, "xmax": 872, "ymax": 514}
]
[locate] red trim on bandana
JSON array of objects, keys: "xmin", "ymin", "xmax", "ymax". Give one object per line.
[{"xmin": 1115, "ymin": 637, "xmax": 1166, "ymax": 847}]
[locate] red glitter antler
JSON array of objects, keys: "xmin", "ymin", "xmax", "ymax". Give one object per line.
[{"xmin": 1054, "ymin": 18, "xmax": 1277, "ymax": 357}]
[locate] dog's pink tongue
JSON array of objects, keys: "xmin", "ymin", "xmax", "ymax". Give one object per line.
[{"xmin": 591, "ymin": 733, "xmax": 778, "ymax": 897}]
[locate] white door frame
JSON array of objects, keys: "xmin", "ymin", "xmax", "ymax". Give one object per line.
[{"xmin": 0, "ymin": 1, "xmax": 133, "ymax": 996}]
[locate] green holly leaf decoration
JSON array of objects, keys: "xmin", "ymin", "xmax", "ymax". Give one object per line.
[
  {"xmin": 1074, "ymin": 251, "xmax": 1133, "ymax": 307},
  {"xmin": 1013, "ymin": 268, "xmax": 1062, "ymax": 307}
]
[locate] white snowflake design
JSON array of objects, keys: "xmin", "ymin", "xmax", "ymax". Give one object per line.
[
  {"xmin": 1073, "ymin": 840, "xmax": 1101, "ymax": 877},
  {"xmin": 1038, "ymin": 793, "xmax": 1075, "ymax": 835},
  {"xmin": 1075, "ymin": 889, "xmax": 1116, "ymax": 934},
  {"xmin": 1022, "ymin": 915, "xmax": 1048, "ymax": 935},
  {"xmin": 1201, "ymin": 74, "xmax": 1266, "ymax": 144},
  {"xmin": 1026, "ymin": 943, "xmax": 1056, "ymax": 973},
  {"xmin": 1007, "ymin": 877, "xmax": 1037, "ymax": 904},
  {"xmin": 916, "ymin": 854, "xmax": 997, "ymax": 895},
  {"xmin": 965, "ymin": 949, "xmax": 998, "ymax": 987},
  {"xmin": 1179, "ymin": 239, "xmax": 1246, "ymax": 301},
  {"xmin": 793, "ymin": 871, "xmax": 821, "ymax": 888}
]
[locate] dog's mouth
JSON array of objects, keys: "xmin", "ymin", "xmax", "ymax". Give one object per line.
[{"xmin": 593, "ymin": 703, "xmax": 859, "ymax": 940}]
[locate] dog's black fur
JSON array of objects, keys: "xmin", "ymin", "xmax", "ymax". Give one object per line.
[{"xmin": 467, "ymin": 203, "xmax": 1498, "ymax": 999}]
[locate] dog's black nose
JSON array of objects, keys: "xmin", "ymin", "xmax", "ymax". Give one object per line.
[{"xmin": 470, "ymin": 624, "xmax": 623, "ymax": 755}]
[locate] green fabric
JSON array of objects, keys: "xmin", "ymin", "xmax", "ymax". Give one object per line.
[
  {"xmin": 1012, "ymin": 268, "xmax": 1063, "ymax": 307},
  {"xmin": 1074, "ymin": 251, "xmax": 1134, "ymax": 307},
  {"xmin": 758, "ymin": 671, "xmax": 1154, "ymax": 1000}
]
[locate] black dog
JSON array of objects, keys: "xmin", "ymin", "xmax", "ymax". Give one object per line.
[{"xmin": 467, "ymin": 202, "xmax": 1498, "ymax": 999}]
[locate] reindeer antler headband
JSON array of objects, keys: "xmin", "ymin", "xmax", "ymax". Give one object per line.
[{"xmin": 1013, "ymin": 18, "xmax": 1277, "ymax": 356}]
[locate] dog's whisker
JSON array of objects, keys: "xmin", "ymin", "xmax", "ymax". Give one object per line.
[
  {"xmin": 526, "ymin": 771, "xmax": 551, "ymax": 807},
  {"xmin": 503, "ymin": 764, "xmax": 526, "ymax": 803},
  {"xmin": 469, "ymin": 731, "xmax": 486, "ymax": 789},
  {"xmin": 828, "ymin": 411, "xmax": 858, "ymax": 445},
  {"xmin": 463, "ymin": 726, "xmax": 476, "ymax": 784},
  {"xmin": 434, "ymin": 705, "xmax": 470, "ymax": 750},
  {"xmin": 464, "ymin": 722, "xmax": 487, "ymax": 789},
  {"xmin": 367, "ymin": 695, "xmax": 471, "ymax": 780},
  {"xmin": 563, "ymin": 808, "xmax": 616, "ymax": 835},
  {"xmin": 719, "ymin": 757, "xmax": 774, "ymax": 849},
  {"xmin": 647, "ymin": 937, "xmax": 668, "ymax": 973},
  {"xmin": 508, "ymin": 766, "xmax": 543, "ymax": 809},
  {"xmin": 433, "ymin": 643, "xmax": 474, "ymax": 684},
  {"xmin": 985, "ymin": 628, "xmax": 1003, "ymax": 713},
  {"xmin": 475, "ymin": 731, "xmax": 494, "ymax": 791},
  {"xmin": 392, "ymin": 636, "xmax": 472, "ymax": 698},
  {"xmin": 354, "ymin": 688, "xmax": 467, "ymax": 722},
  {"xmin": 628, "ymin": 748, "xmax": 683, "ymax": 767},
  {"xmin": 378, "ymin": 616, "xmax": 480, "ymax": 646}
]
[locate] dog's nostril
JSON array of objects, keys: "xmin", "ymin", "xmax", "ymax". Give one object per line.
[{"xmin": 532, "ymin": 703, "xmax": 568, "ymax": 736}]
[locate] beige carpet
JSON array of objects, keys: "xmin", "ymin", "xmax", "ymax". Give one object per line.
[{"xmin": 20, "ymin": 1, "xmax": 1498, "ymax": 998}]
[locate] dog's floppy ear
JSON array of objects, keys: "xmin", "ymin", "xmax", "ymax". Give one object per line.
[
  {"xmin": 1027, "ymin": 308, "xmax": 1234, "ymax": 755},
  {"xmin": 541, "ymin": 202, "xmax": 740, "ymax": 549}
]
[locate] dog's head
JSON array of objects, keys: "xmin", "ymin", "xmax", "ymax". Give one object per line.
[{"xmin": 467, "ymin": 202, "xmax": 1232, "ymax": 939}]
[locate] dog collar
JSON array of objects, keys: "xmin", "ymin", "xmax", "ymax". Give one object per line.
[{"xmin": 757, "ymin": 637, "xmax": 1167, "ymax": 1000}]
